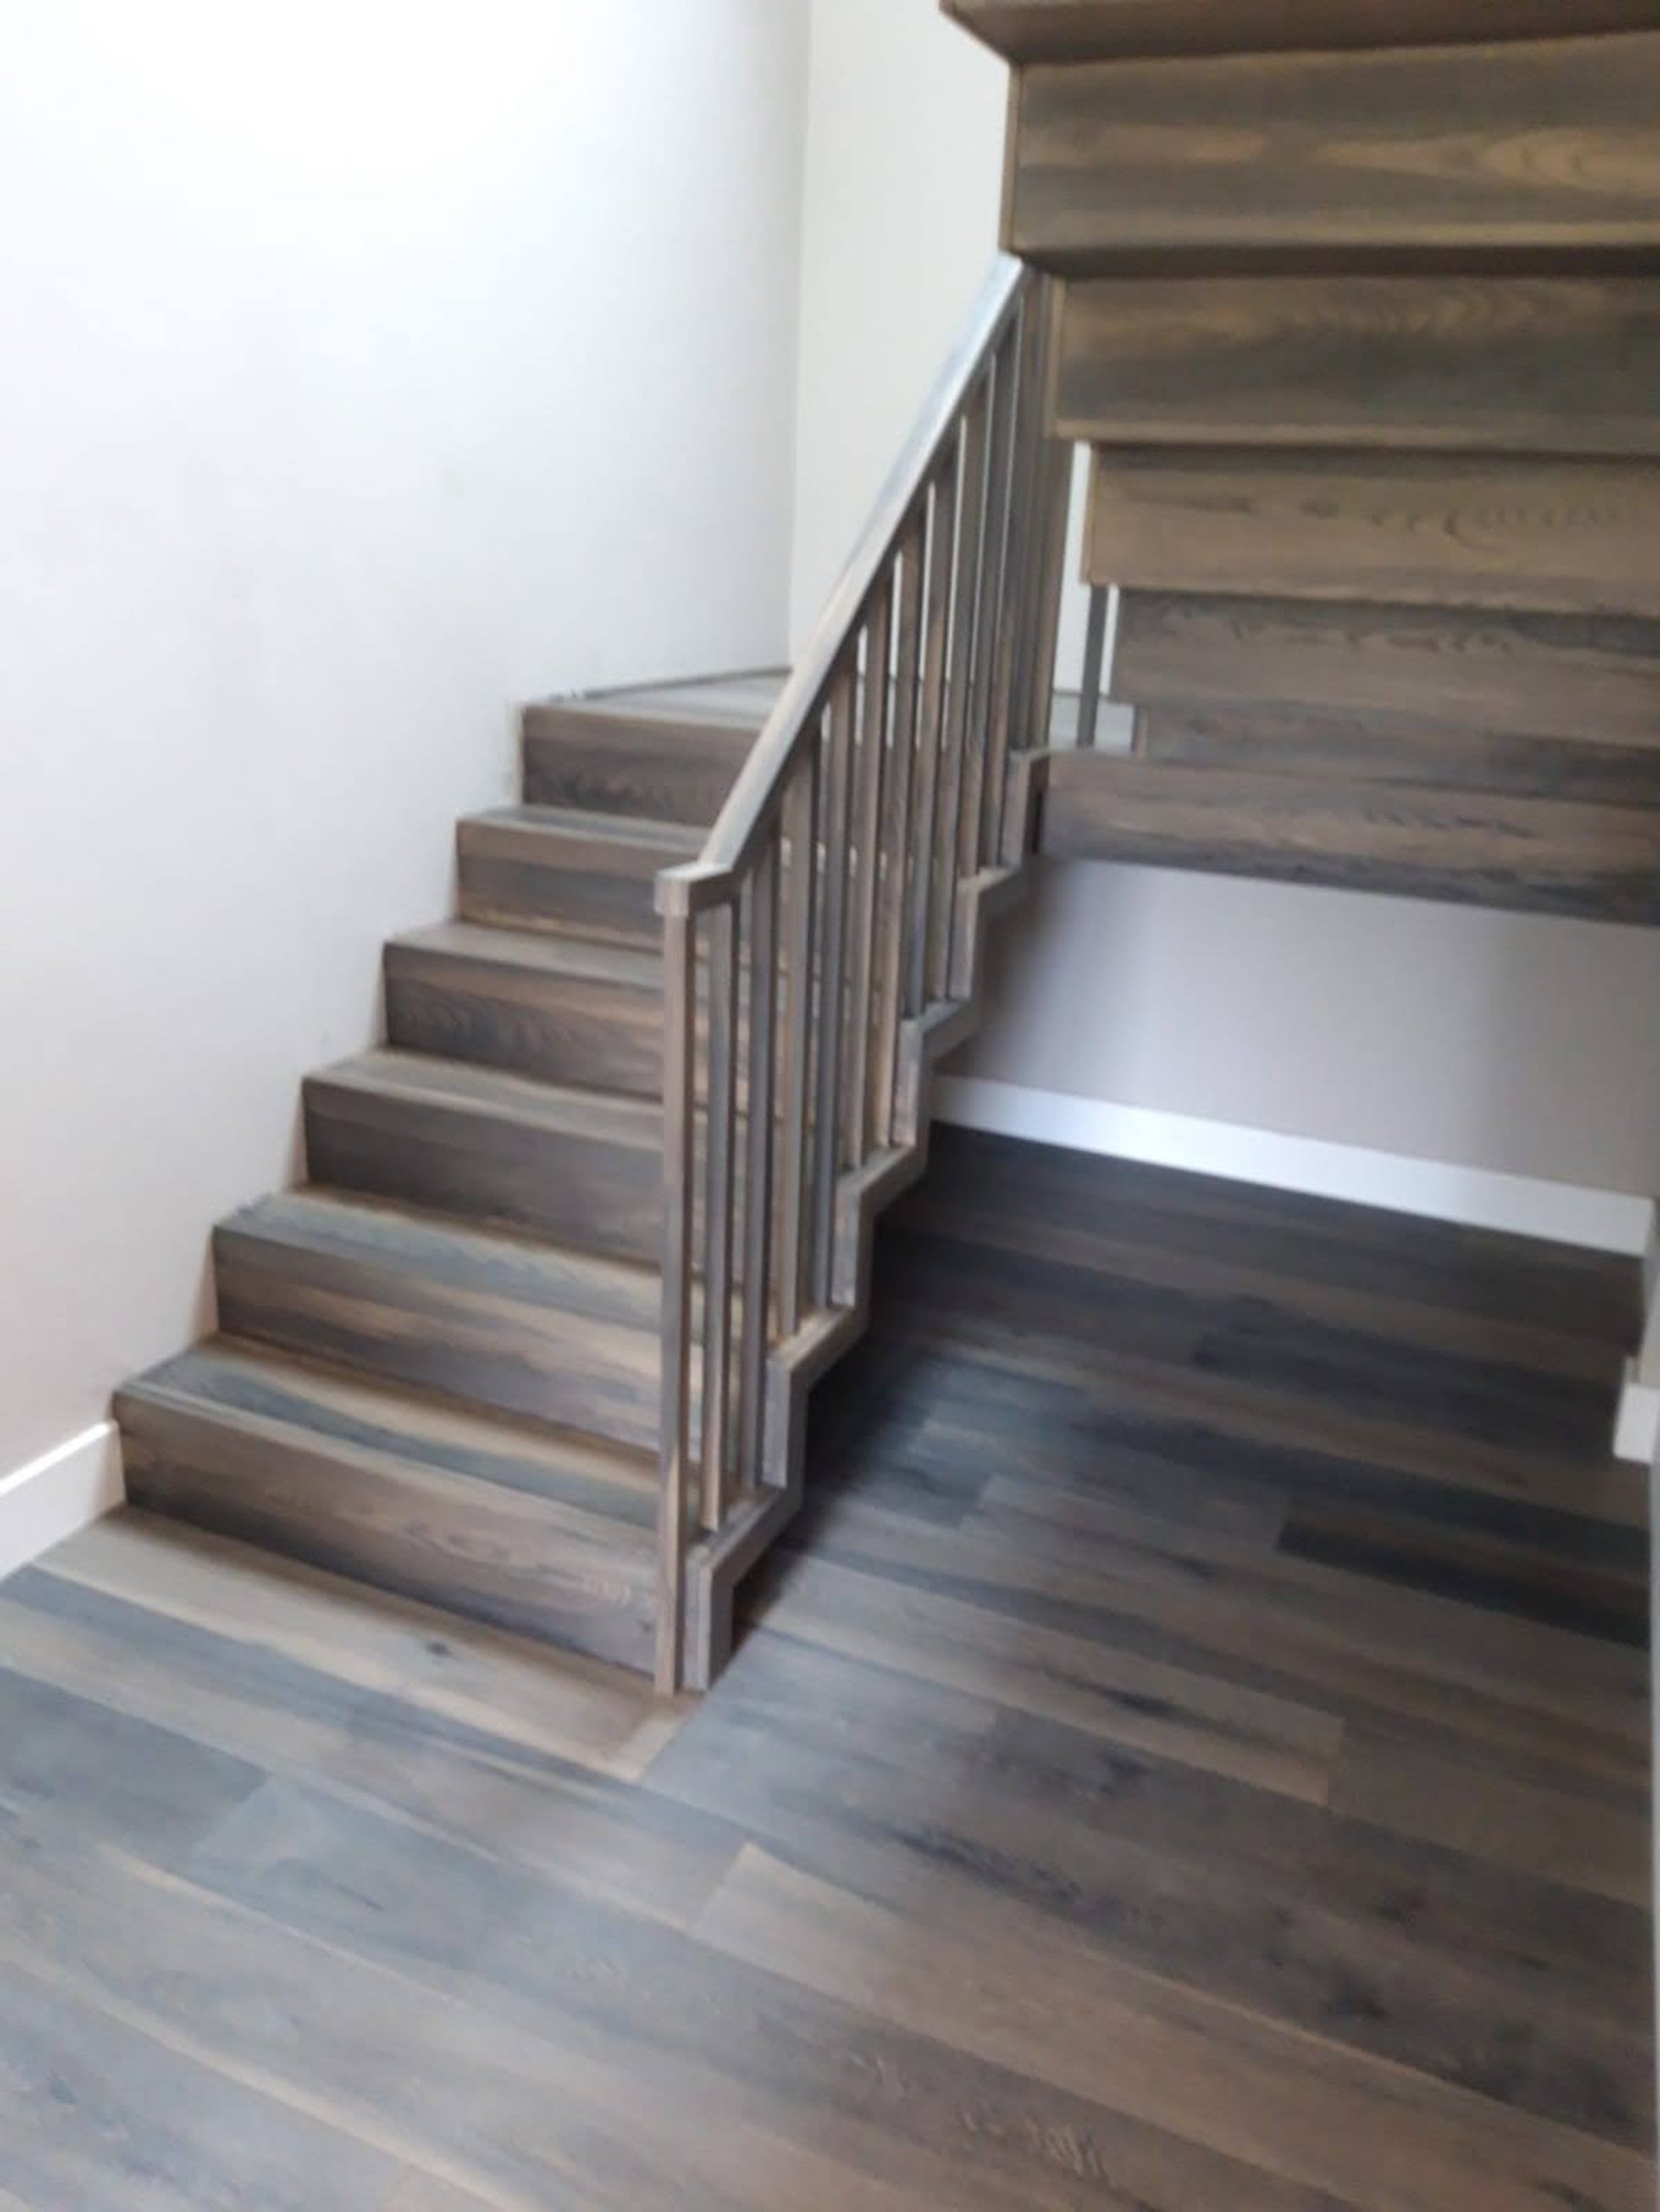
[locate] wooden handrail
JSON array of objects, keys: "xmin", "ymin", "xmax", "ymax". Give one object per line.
[
  {"xmin": 656, "ymin": 257, "xmax": 1027, "ymax": 921},
  {"xmin": 652, "ymin": 255, "xmax": 1069, "ymax": 1691}
]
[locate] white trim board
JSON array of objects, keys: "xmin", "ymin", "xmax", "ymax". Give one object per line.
[
  {"xmin": 933, "ymin": 1076, "xmax": 1653, "ymax": 1256},
  {"xmin": 1614, "ymin": 1365, "xmax": 1660, "ymax": 1467},
  {"xmin": 0, "ymin": 1422, "xmax": 125, "ymax": 1586}
]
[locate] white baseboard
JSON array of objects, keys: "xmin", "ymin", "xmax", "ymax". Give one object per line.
[
  {"xmin": 0, "ymin": 1422, "xmax": 125, "ymax": 1585},
  {"xmin": 1614, "ymin": 1363, "xmax": 1660, "ymax": 1467},
  {"xmin": 933, "ymin": 1076, "xmax": 1653, "ymax": 1256}
]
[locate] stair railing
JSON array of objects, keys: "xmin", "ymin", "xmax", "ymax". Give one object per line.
[{"xmin": 652, "ymin": 257, "xmax": 1069, "ymax": 1691}]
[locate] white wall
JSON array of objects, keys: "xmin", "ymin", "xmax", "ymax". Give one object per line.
[
  {"xmin": 0, "ymin": 0, "xmax": 809, "ymax": 1478},
  {"xmin": 792, "ymin": 0, "xmax": 1660, "ymax": 1211},
  {"xmin": 792, "ymin": 0, "xmax": 1095, "ymax": 691},
  {"xmin": 966, "ymin": 865, "xmax": 1660, "ymax": 1195}
]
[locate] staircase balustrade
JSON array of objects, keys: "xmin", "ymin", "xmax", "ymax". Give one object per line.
[{"xmin": 651, "ymin": 258, "xmax": 1070, "ymax": 1690}]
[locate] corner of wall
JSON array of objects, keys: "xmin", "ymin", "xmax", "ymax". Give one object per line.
[{"xmin": 0, "ymin": 1422, "xmax": 124, "ymax": 1586}]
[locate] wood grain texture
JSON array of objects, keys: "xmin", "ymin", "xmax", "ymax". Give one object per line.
[
  {"xmin": 384, "ymin": 920, "xmax": 664, "ymax": 1096},
  {"xmin": 457, "ymin": 805, "xmax": 700, "ymax": 945},
  {"xmin": 521, "ymin": 704, "xmax": 757, "ymax": 826},
  {"xmin": 212, "ymin": 1189, "xmax": 667, "ymax": 1452},
  {"xmin": 118, "ymin": 1344, "xmax": 659, "ymax": 1672},
  {"xmin": 303, "ymin": 1048, "xmax": 664, "ymax": 1263},
  {"xmin": 1042, "ymin": 748, "xmax": 1660, "ymax": 917},
  {"xmin": 21, "ymin": 1123, "xmax": 1652, "ymax": 2209},
  {"xmin": 945, "ymin": 0, "xmax": 1660, "ymax": 63},
  {"xmin": 1135, "ymin": 701, "xmax": 1660, "ymax": 807},
  {"xmin": 1009, "ymin": 35, "xmax": 1660, "ymax": 266},
  {"xmin": 1085, "ymin": 447, "xmax": 1660, "ymax": 615},
  {"xmin": 1056, "ymin": 276, "xmax": 1660, "ymax": 454},
  {"xmin": 1113, "ymin": 591, "xmax": 1660, "ymax": 746}
]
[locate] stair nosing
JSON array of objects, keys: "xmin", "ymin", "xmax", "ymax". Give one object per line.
[
  {"xmin": 217, "ymin": 1187, "xmax": 663, "ymax": 1333},
  {"xmin": 118, "ymin": 1339, "xmax": 659, "ymax": 1540},
  {"xmin": 386, "ymin": 919, "xmax": 664, "ymax": 988},
  {"xmin": 461, "ymin": 804, "xmax": 706, "ymax": 854},
  {"xmin": 305, "ymin": 1052, "xmax": 662, "ymax": 1143}
]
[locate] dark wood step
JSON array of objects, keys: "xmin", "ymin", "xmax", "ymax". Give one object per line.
[
  {"xmin": 1041, "ymin": 750, "xmax": 1660, "ymax": 920},
  {"xmin": 114, "ymin": 1339, "xmax": 658, "ymax": 1672},
  {"xmin": 1135, "ymin": 702, "xmax": 1660, "ymax": 808},
  {"xmin": 1007, "ymin": 35, "xmax": 1660, "ymax": 272},
  {"xmin": 456, "ymin": 806, "xmax": 699, "ymax": 946},
  {"xmin": 1113, "ymin": 592, "xmax": 1660, "ymax": 749},
  {"xmin": 1055, "ymin": 277, "xmax": 1660, "ymax": 457},
  {"xmin": 1085, "ymin": 448, "xmax": 1660, "ymax": 616},
  {"xmin": 944, "ymin": 0, "xmax": 1660, "ymax": 63},
  {"xmin": 212, "ymin": 1190, "xmax": 665, "ymax": 1453},
  {"xmin": 522, "ymin": 704, "xmax": 758, "ymax": 827},
  {"xmin": 303, "ymin": 1052, "xmax": 663, "ymax": 1265},
  {"xmin": 384, "ymin": 921, "xmax": 663, "ymax": 1096}
]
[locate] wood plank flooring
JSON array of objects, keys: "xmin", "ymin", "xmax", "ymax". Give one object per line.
[{"xmin": 1, "ymin": 1129, "xmax": 1651, "ymax": 2209}]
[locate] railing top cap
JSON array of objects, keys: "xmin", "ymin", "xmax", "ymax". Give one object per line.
[{"xmin": 686, "ymin": 257, "xmax": 1032, "ymax": 894}]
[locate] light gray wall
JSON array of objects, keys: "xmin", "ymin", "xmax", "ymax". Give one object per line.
[
  {"xmin": 792, "ymin": 0, "xmax": 1660, "ymax": 1203},
  {"xmin": 968, "ymin": 864, "xmax": 1660, "ymax": 1193},
  {"xmin": 0, "ymin": 0, "xmax": 812, "ymax": 1477}
]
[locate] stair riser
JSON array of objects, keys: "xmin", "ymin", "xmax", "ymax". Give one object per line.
[
  {"xmin": 117, "ymin": 1396, "xmax": 657, "ymax": 1672},
  {"xmin": 384, "ymin": 949, "xmax": 662, "ymax": 1096},
  {"xmin": 213, "ymin": 1226, "xmax": 662, "ymax": 1454},
  {"xmin": 523, "ymin": 710, "xmax": 751, "ymax": 827},
  {"xmin": 456, "ymin": 830, "xmax": 664, "ymax": 947},
  {"xmin": 303, "ymin": 1082, "xmax": 662, "ymax": 1266}
]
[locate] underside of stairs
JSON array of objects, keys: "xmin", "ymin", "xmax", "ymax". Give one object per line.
[{"xmin": 114, "ymin": 675, "xmax": 1036, "ymax": 1692}]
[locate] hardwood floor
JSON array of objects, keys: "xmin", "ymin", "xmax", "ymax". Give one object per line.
[{"xmin": 2, "ymin": 1129, "xmax": 1652, "ymax": 2209}]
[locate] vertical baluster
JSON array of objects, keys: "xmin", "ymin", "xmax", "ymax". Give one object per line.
[
  {"xmin": 699, "ymin": 898, "xmax": 738, "ymax": 1533},
  {"xmin": 654, "ymin": 906, "xmax": 698, "ymax": 1694},
  {"xmin": 776, "ymin": 751, "xmax": 818, "ymax": 1339},
  {"xmin": 1077, "ymin": 585, "xmax": 1109, "ymax": 752},
  {"xmin": 908, "ymin": 455, "xmax": 957, "ymax": 1019},
  {"xmin": 844, "ymin": 579, "xmax": 892, "ymax": 1170},
  {"xmin": 811, "ymin": 665, "xmax": 857, "ymax": 1304},
  {"xmin": 929, "ymin": 373, "xmax": 991, "ymax": 1004},
  {"xmin": 956, "ymin": 319, "xmax": 1020, "ymax": 898},
  {"xmin": 872, "ymin": 506, "xmax": 926, "ymax": 1148},
  {"xmin": 738, "ymin": 839, "xmax": 778, "ymax": 1485},
  {"xmin": 984, "ymin": 284, "xmax": 1048, "ymax": 863},
  {"xmin": 1025, "ymin": 283, "xmax": 1078, "ymax": 796},
  {"xmin": 1005, "ymin": 279, "xmax": 1046, "ymax": 783}
]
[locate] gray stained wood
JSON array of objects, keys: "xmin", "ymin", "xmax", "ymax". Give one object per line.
[
  {"xmin": 522, "ymin": 701, "xmax": 759, "ymax": 825},
  {"xmin": 1135, "ymin": 702, "xmax": 1660, "ymax": 809},
  {"xmin": 457, "ymin": 805, "xmax": 701, "ymax": 947},
  {"xmin": 113, "ymin": 681, "xmax": 764, "ymax": 1682},
  {"xmin": 1041, "ymin": 748, "xmax": 1660, "ymax": 919},
  {"xmin": 10, "ymin": 1130, "xmax": 1653, "ymax": 2208},
  {"xmin": 1007, "ymin": 35, "xmax": 1660, "ymax": 269},
  {"xmin": 112, "ymin": 661, "xmax": 1051, "ymax": 1692},
  {"xmin": 1055, "ymin": 277, "xmax": 1660, "ymax": 455},
  {"xmin": 945, "ymin": 0, "xmax": 1660, "ymax": 63},
  {"xmin": 1084, "ymin": 447, "xmax": 1660, "ymax": 616},
  {"xmin": 384, "ymin": 920, "xmax": 666, "ymax": 1097},
  {"xmin": 1113, "ymin": 591, "xmax": 1660, "ymax": 749}
]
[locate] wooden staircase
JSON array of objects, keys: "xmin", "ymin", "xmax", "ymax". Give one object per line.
[
  {"xmin": 116, "ymin": 271, "xmax": 1070, "ymax": 1696},
  {"xmin": 950, "ymin": 0, "xmax": 1660, "ymax": 925},
  {"xmin": 116, "ymin": 693, "xmax": 766, "ymax": 1685}
]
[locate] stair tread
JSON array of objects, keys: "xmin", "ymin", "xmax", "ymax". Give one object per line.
[
  {"xmin": 117, "ymin": 1339, "xmax": 658, "ymax": 1539},
  {"xmin": 463, "ymin": 804, "xmax": 706, "ymax": 855},
  {"xmin": 222, "ymin": 1188, "xmax": 663, "ymax": 1337},
  {"xmin": 532, "ymin": 681, "xmax": 773, "ymax": 732},
  {"xmin": 309, "ymin": 1050, "xmax": 661, "ymax": 1146},
  {"xmin": 390, "ymin": 920, "xmax": 663, "ymax": 988},
  {"xmin": 942, "ymin": 0, "xmax": 1653, "ymax": 63}
]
